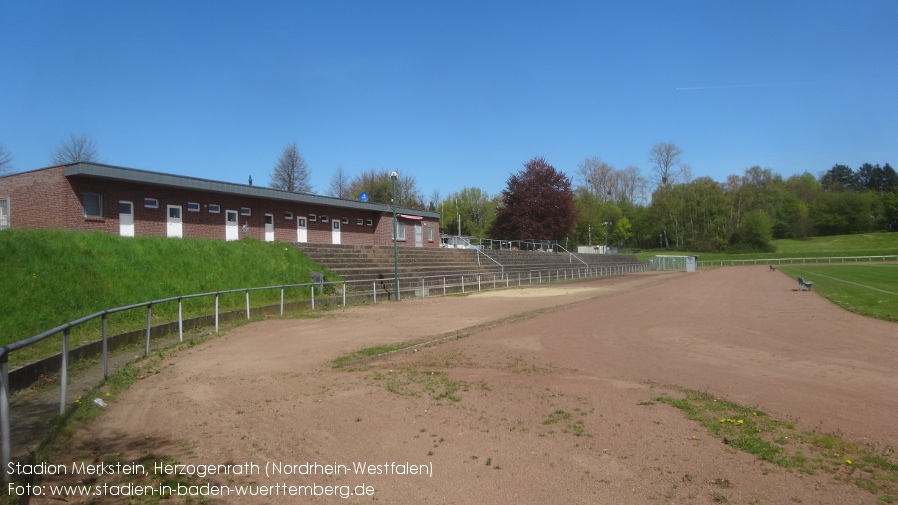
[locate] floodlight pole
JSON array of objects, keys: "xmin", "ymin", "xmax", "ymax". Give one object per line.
[{"xmin": 391, "ymin": 171, "xmax": 400, "ymax": 300}]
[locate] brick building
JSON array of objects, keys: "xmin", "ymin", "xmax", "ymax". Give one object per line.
[{"xmin": 0, "ymin": 162, "xmax": 440, "ymax": 247}]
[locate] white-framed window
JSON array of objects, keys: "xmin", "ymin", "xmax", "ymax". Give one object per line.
[
  {"xmin": 187, "ymin": 202, "xmax": 200, "ymax": 212},
  {"xmin": 392, "ymin": 222, "xmax": 407, "ymax": 240},
  {"xmin": 208, "ymin": 204, "xmax": 221, "ymax": 213},
  {"xmin": 428, "ymin": 227, "xmax": 434, "ymax": 242},
  {"xmin": 284, "ymin": 211, "xmax": 293, "ymax": 220},
  {"xmin": 264, "ymin": 214, "xmax": 274, "ymax": 225},
  {"xmin": 366, "ymin": 219, "xmax": 373, "ymax": 226},
  {"xmin": 240, "ymin": 207, "xmax": 251, "ymax": 216},
  {"xmin": 342, "ymin": 218, "xmax": 349, "ymax": 224},
  {"xmin": 309, "ymin": 214, "xmax": 317, "ymax": 221},
  {"xmin": 321, "ymin": 215, "xmax": 329, "ymax": 222},
  {"xmin": 356, "ymin": 218, "xmax": 364, "ymax": 226},
  {"xmin": 0, "ymin": 197, "xmax": 10, "ymax": 230},
  {"xmin": 83, "ymin": 192, "xmax": 103, "ymax": 218},
  {"xmin": 144, "ymin": 198, "xmax": 158, "ymax": 209}
]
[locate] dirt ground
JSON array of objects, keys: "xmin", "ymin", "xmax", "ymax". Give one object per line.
[{"xmin": 22, "ymin": 267, "xmax": 898, "ymax": 504}]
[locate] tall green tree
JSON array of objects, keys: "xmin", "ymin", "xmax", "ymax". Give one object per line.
[
  {"xmin": 820, "ymin": 164, "xmax": 860, "ymax": 191},
  {"xmin": 490, "ymin": 157, "xmax": 576, "ymax": 240},
  {"xmin": 441, "ymin": 187, "xmax": 497, "ymax": 237}
]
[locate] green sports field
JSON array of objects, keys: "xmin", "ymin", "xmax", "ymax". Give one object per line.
[{"xmin": 778, "ymin": 264, "xmax": 898, "ymax": 322}]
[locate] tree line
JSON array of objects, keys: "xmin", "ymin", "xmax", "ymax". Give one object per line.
[{"xmin": 5, "ymin": 136, "xmax": 895, "ymax": 252}]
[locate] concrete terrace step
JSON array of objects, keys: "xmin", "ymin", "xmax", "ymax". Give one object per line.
[{"xmin": 293, "ymin": 243, "xmax": 645, "ymax": 292}]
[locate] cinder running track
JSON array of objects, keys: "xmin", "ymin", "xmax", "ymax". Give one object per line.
[{"xmin": 31, "ymin": 268, "xmax": 898, "ymax": 504}]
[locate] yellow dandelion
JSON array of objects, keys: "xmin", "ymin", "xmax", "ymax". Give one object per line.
[
  {"xmin": 105, "ymin": 392, "xmax": 111, "ymax": 397},
  {"xmin": 737, "ymin": 419, "xmax": 744, "ymax": 424},
  {"xmin": 845, "ymin": 459, "xmax": 852, "ymax": 465},
  {"xmin": 720, "ymin": 419, "xmax": 726, "ymax": 423}
]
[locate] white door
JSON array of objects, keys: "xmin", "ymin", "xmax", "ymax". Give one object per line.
[
  {"xmin": 264, "ymin": 214, "xmax": 274, "ymax": 242},
  {"xmin": 414, "ymin": 223, "xmax": 423, "ymax": 247},
  {"xmin": 296, "ymin": 217, "xmax": 307, "ymax": 243},
  {"xmin": 332, "ymin": 220, "xmax": 341, "ymax": 244},
  {"xmin": 167, "ymin": 205, "xmax": 183, "ymax": 238},
  {"xmin": 118, "ymin": 201, "xmax": 134, "ymax": 237},
  {"xmin": 226, "ymin": 210, "xmax": 239, "ymax": 241}
]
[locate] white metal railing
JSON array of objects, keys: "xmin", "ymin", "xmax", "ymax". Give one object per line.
[
  {"xmin": 697, "ymin": 255, "xmax": 898, "ymax": 267},
  {"xmin": 1, "ymin": 262, "xmax": 649, "ymax": 480}
]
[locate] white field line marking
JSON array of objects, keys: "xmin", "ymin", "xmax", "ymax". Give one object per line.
[{"xmin": 791, "ymin": 268, "xmax": 898, "ymax": 296}]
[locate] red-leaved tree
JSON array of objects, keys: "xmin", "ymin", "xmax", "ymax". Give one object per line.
[{"xmin": 490, "ymin": 157, "xmax": 577, "ymax": 240}]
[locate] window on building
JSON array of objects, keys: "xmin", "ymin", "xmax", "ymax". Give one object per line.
[
  {"xmin": 284, "ymin": 211, "xmax": 293, "ymax": 220},
  {"xmin": 187, "ymin": 202, "xmax": 200, "ymax": 212},
  {"xmin": 356, "ymin": 218, "xmax": 364, "ymax": 226},
  {"xmin": 342, "ymin": 218, "xmax": 349, "ymax": 224},
  {"xmin": 366, "ymin": 219, "xmax": 373, "ymax": 226},
  {"xmin": 392, "ymin": 222, "xmax": 407, "ymax": 241},
  {"xmin": 83, "ymin": 192, "xmax": 103, "ymax": 218},
  {"xmin": 0, "ymin": 197, "xmax": 10, "ymax": 230},
  {"xmin": 265, "ymin": 214, "xmax": 274, "ymax": 224},
  {"xmin": 240, "ymin": 207, "xmax": 251, "ymax": 216},
  {"xmin": 144, "ymin": 198, "xmax": 158, "ymax": 209},
  {"xmin": 428, "ymin": 227, "xmax": 434, "ymax": 242},
  {"xmin": 321, "ymin": 215, "xmax": 329, "ymax": 222},
  {"xmin": 309, "ymin": 214, "xmax": 317, "ymax": 221},
  {"xmin": 208, "ymin": 204, "xmax": 221, "ymax": 213}
]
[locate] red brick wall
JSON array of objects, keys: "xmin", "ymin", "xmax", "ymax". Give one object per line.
[{"xmin": 0, "ymin": 167, "xmax": 440, "ymax": 247}]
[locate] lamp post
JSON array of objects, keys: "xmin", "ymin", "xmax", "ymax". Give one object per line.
[
  {"xmin": 391, "ymin": 171, "xmax": 399, "ymax": 300},
  {"xmin": 602, "ymin": 221, "xmax": 610, "ymax": 251}
]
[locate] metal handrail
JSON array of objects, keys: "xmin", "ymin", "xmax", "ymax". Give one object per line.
[
  {"xmin": 459, "ymin": 237, "xmax": 504, "ymax": 275},
  {"xmin": 0, "ymin": 261, "xmax": 650, "ymax": 481},
  {"xmin": 553, "ymin": 243, "xmax": 589, "ymax": 267}
]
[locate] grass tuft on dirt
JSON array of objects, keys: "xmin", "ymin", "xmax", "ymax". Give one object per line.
[{"xmin": 656, "ymin": 387, "xmax": 898, "ymax": 500}]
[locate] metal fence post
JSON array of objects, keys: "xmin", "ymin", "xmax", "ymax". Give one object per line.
[
  {"xmin": 443, "ymin": 276, "xmax": 446, "ymax": 296},
  {"xmin": 61, "ymin": 328, "xmax": 70, "ymax": 415},
  {"xmin": 343, "ymin": 282, "xmax": 347, "ymax": 306},
  {"xmin": 178, "ymin": 298, "xmax": 183, "ymax": 342},
  {"xmin": 280, "ymin": 287, "xmax": 285, "ymax": 316},
  {"xmin": 311, "ymin": 285, "xmax": 315, "ymax": 310},
  {"xmin": 461, "ymin": 275, "xmax": 465, "ymax": 293},
  {"xmin": 373, "ymin": 281, "xmax": 377, "ymax": 304},
  {"xmin": 145, "ymin": 305, "xmax": 152, "ymax": 356},
  {"xmin": 102, "ymin": 313, "xmax": 109, "ymax": 378},
  {"xmin": 245, "ymin": 290, "xmax": 251, "ymax": 320},
  {"xmin": 421, "ymin": 278, "xmax": 425, "ymax": 298},
  {"xmin": 1, "ymin": 353, "xmax": 9, "ymax": 483},
  {"xmin": 215, "ymin": 294, "xmax": 220, "ymax": 333}
]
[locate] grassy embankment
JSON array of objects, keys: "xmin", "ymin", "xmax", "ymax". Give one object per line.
[
  {"xmin": 634, "ymin": 231, "xmax": 898, "ymax": 262},
  {"xmin": 0, "ymin": 229, "xmax": 338, "ymax": 367}
]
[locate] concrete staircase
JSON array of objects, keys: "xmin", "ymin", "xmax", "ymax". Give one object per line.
[{"xmin": 293, "ymin": 243, "xmax": 645, "ymax": 299}]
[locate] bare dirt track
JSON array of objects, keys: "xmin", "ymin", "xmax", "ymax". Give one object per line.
[{"xmin": 29, "ymin": 267, "xmax": 898, "ymax": 504}]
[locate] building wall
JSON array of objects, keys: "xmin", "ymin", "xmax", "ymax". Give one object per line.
[{"xmin": 0, "ymin": 166, "xmax": 439, "ymax": 247}]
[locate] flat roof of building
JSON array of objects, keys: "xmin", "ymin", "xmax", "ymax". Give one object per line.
[{"xmin": 63, "ymin": 162, "xmax": 439, "ymax": 218}]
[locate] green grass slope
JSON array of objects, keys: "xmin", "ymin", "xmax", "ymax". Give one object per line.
[
  {"xmin": 635, "ymin": 232, "xmax": 898, "ymax": 262},
  {"xmin": 1, "ymin": 229, "xmax": 337, "ymax": 362}
]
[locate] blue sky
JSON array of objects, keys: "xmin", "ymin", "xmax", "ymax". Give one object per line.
[{"xmin": 2, "ymin": 1, "xmax": 896, "ymax": 203}]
